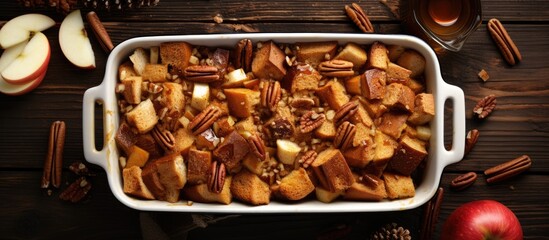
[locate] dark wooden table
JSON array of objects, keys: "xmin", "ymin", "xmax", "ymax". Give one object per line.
[{"xmin": 1, "ymin": 1, "xmax": 548, "ymax": 239}]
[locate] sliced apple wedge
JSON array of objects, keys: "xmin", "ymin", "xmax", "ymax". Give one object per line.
[
  {"xmin": 59, "ymin": 10, "xmax": 96, "ymax": 69},
  {"xmin": 1, "ymin": 32, "xmax": 50, "ymax": 85},
  {"xmin": 0, "ymin": 14, "xmax": 55, "ymax": 49},
  {"xmin": 0, "ymin": 41, "xmax": 47, "ymax": 95}
]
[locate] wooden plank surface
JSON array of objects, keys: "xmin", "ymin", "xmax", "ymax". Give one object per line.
[{"xmin": 0, "ymin": 0, "xmax": 548, "ymax": 239}]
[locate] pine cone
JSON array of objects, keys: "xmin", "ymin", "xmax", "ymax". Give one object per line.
[
  {"xmin": 18, "ymin": 0, "xmax": 159, "ymax": 14},
  {"xmin": 371, "ymin": 223, "xmax": 412, "ymax": 240}
]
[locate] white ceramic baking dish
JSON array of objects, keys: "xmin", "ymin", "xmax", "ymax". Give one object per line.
[{"xmin": 83, "ymin": 33, "xmax": 465, "ymax": 213}]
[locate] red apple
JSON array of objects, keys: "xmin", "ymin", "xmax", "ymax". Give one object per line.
[
  {"xmin": 1, "ymin": 32, "xmax": 50, "ymax": 84},
  {"xmin": 59, "ymin": 10, "xmax": 96, "ymax": 69},
  {"xmin": 0, "ymin": 13, "xmax": 55, "ymax": 49},
  {"xmin": 441, "ymin": 200, "xmax": 523, "ymax": 240},
  {"xmin": 0, "ymin": 38, "xmax": 48, "ymax": 95}
]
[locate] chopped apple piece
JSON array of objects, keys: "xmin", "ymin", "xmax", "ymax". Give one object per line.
[
  {"xmin": 276, "ymin": 139, "xmax": 301, "ymax": 165},
  {"xmin": 191, "ymin": 83, "xmax": 210, "ymax": 111}
]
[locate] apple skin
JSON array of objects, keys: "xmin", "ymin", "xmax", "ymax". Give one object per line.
[
  {"xmin": 0, "ymin": 69, "xmax": 47, "ymax": 96},
  {"xmin": 441, "ymin": 200, "xmax": 523, "ymax": 240},
  {"xmin": 1, "ymin": 32, "xmax": 51, "ymax": 85},
  {"xmin": 59, "ymin": 10, "xmax": 96, "ymax": 69},
  {"xmin": 0, "ymin": 13, "xmax": 55, "ymax": 49}
]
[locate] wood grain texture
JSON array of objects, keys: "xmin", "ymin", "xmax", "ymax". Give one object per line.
[{"xmin": 0, "ymin": 0, "xmax": 548, "ymax": 239}]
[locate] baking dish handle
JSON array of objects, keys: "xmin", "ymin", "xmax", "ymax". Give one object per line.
[
  {"xmin": 439, "ymin": 82, "xmax": 466, "ymax": 166},
  {"xmin": 82, "ymin": 84, "xmax": 109, "ymax": 170}
]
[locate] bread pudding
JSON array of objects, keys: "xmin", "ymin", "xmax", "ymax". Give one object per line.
[{"xmin": 114, "ymin": 39, "xmax": 434, "ymax": 205}]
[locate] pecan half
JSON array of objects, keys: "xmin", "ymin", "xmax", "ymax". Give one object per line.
[
  {"xmin": 246, "ymin": 133, "xmax": 266, "ymax": 161},
  {"xmin": 333, "ymin": 121, "xmax": 356, "ymax": 150},
  {"xmin": 290, "ymin": 97, "xmax": 315, "ymax": 109},
  {"xmin": 208, "ymin": 161, "xmax": 226, "ymax": 193},
  {"xmin": 188, "ymin": 106, "xmax": 221, "ymax": 135},
  {"xmin": 298, "ymin": 150, "xmax": 317, "ymax": 168},
  {"xmin": 234, "ymin": 39, "xmax": 253, "ymax": 72},
  {"xmin": 345, "ymin": 3, "xmax": 374, "ymax": 33},
  {"xmin": 318, "ymin": 60, "xmax": 354, "ymax": 77},
  {"xmin": 420, "ymin": 187, "xmax": 444, "ymax": 240},
  {"xmin": 42, "ymin": 121, "xmax": 66, "ymax": 189},
  {"xmin": 360, "ymin": 173, "xmax": 380, "ymax": 189},
  {"xmin": 151, "ymin": 126, "xmax": 176, "ymax": 151},
  {"xmin": 59, "ymin": 177, "xmax": 92, "ymax": 203},
  {"xmin": 86, "ymin": 11, "xmax": 114, "ymax": 53},
  {"xmin": 299, "ymin": 111, "xmax": 326, "ymax": 133},
  {"xmin": 484, "ymin": 155, "xmax": 532, "ymax": 183},
  {"xmin": 183, "ymin": 65, "xmax": 220, "ymax": 83},
  {"xmin": 333, "ymin": 101, "xmax": 359, "ymax": 126},
  {"xmin": 450, "ymin": 172, "xmax": 477, "ymax": 191},
  {"xmin": 473, "ymin": 94, "xmax": 496, "ymax": 119},
  {"xmin": 487, "ymin": 18, "xmax": 522, "ymax": 65},
  {"xmin": 261, "ymin": 81, "xmax": 281, "ymax": 111},
  {"xmin": 464, "ymin": 129, "xmax": 479, "ymax": 156}
]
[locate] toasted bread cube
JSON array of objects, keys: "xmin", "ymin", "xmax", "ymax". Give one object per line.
[
  {"xmin": 383, "ymin": 172, "xmax": 415, "ymax": 199},
  {"xmin": 150, "ymin": 46, "xmax": 159, "ymax": 64},
  {"xmin": 252, "ymin": 41, "xmax": 287, "ymax": 80},
  {"xmin": 224, "ymin": 88, "xmax": 260, "ymax": 118},
  {"xmin": 361, "ymin": 68, "xmax": 386, "ymax": 100},
  {"xmin": 416, "ymin": 125, "xmax": 432, "ymax": 141},
  {"xmin": 126, "ymin": 145, "xmax": 150, "ymax": 168},
  {"xmin": 397, "ymin": 49, "xmax": 425, "ymax": 78},
  {"xmin": 123, "ymin": 166, "xmax": 155, "ymax": 200},
  {"xmin": 367, "ymin": 41, "xmax": 389, "ymax": 70},
  {"xmin": 160, "ymin": 41, "xmax": 193, "ymax": 75},
  {"xmin": 316, "ymin": 80, "xmax": 350, "ymax": 110},
  {"xmin": 343, "ymin": 181, "xmax": 387, "ymax": 201},
  {"xmin": 382, "ymin": 83, "xmax": 415, "ymax": 112},
  {"xmin": 345, "ymin": 75, "xmax": 362, "ymax": 95},
  {"xmin": 183, "ymin": 176, "xmax": 232, "ymax": 204},
  {"xmin": 121, "ymin": 76, "xmax": 142, "ymax": 104},
  {"xmin": 334, "ymin": 42, "xmax": 367, "ymax": 71},
  {"xmin": 295, "ymin": 41, "xmax": 338, "ymax": 67},
  {"xmin": 373, "ymin": 130, "xmax": 397, "ymax": 173},
  {"xmin": 162, "ymin": 82, "xmax": 185, "ymax": 113},
  {"xmin": 141, "ymin": 64, "xmax": 169, "ymax": 82},
  {"xmin": 119, "ymin": 61, "xmax": 137, "ymax": 80},
  {"xmin": 235, "ymin": 116, "xmax": 258, "ymax": 135},
  {"xmin": 278, "ymin": 168, "xmax": 315, "ymax": 201},
  {"xmin": 352, "ymin": 122, "xmax": 371, "ymax": 148},
  {"xmin": 155, "ymin": 153, "xmax": 187, "ymax": 189},
  {"xmin": 343, "ymin": 143, "xmax": 374, "ymax": 168},
  {"xmin": 173, "ymin": 128, "xmax": 195, "ymax": 156},
  {"xmin": 406, "ymin": 78, "xmax": 425, "ymax": 94},
  {"xmin": 387, "ymin": 45, "xmax": 406, "ymax": 62},
  {"xmin": 187, "ymin": 149, "xmax": 212, "ymax": 185},
  {"xmin": 315, "ymin": 187, "xmax": 343, "ymax": 203},
  {"xmin": 350, "ymin": 103, "xmax": 373, "ymax": 128},
  {"xmin": 242, "ymin": 152, "xmax": 265, "ymax": 175},
  {"xmin": 213, "ymin": 117, "xmax": 236, "ymax": 137},
  {"xmin": 389, "ymin": 136, "xmax": 427, "ymax": 176},
  {"xmin": 386, "ymin": 62, "xmax": 412, "ymax": 81},
  {"xmin": 213, "ymin": 131, "xmax": 250, "ymax": 172},
  {"xmin": 134, "ymin": 133, "xmax": 163, "ymax": 159},
  {"xmin": 126, "ymin": 99, "xmax": 158, "ymax": 134},
  {"xmin": 281, "ymin": 64, "xmax": 321, "ymax": 93},
  {"xmin": 141, "ymin": 161, "xmax": 167, "ymax": 200},
  {"xmin": 359, "ymin": 97, "xmax": 388, "ymax": 119},
  {"xmin": 115, "ymin": 122, "xmax": 139, "ymax": 157},
  {"xmin": 376, "ymin": 111, "xmax": 409, "ymax": 139},
  {"xmin": 312, "ymin": 148, "xmax": 355, "ymax": 192},
  {"xmin": 231, "ymin": 170, "xmax": 271, "ymax": 205},
  {"xmin": 314, "ymin": 120, "xmax": 336, "ymax": 140},
  {"xmin": 408, "ymin": 93, "xmax": 435, "ymax": 125},
  {"xmin": 129, "ymin": 47, "xmax": 149, "ymax": 75}
]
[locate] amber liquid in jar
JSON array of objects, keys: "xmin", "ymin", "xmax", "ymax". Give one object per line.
[{"xmin": 409, "ymin": 0, "xmax": 482, "ymax": 51}]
